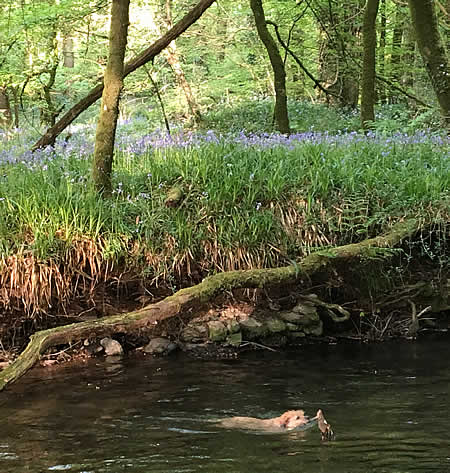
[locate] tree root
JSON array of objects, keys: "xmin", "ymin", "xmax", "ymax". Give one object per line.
[{"xmin": 0, "ymin": 219, "xmax": 418, "ymax": 391}]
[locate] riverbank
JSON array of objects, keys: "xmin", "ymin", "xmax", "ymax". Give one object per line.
[{"xmin": 0, "ymin": 123, "xmax": 449, "ymax": 365}]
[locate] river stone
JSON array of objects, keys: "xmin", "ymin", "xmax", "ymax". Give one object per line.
[
  {"xmin": 227, "ymin": 319, "xmax": 241, "ymax": 334},
  {"xmin": 279, "ymin": 301, "xmax": 322, "ymax": 334},
  {"xmin": 265, "ymin": 317, "xmax": 286, "ymax": 333},
  {"xmin": 144, "ymin": 337, "xmax": 177, "ymax": 355},
  {"xmin": 181, "ymin": 323, "xmax": 208, "ymax": 342},
  {"xmin": 303, "ymin": 319, "xmax": 323, "ymax": 336},
  {"xmin": 100, "ymin": 337, "xmax": 123, "ymax": 356},
  {"xmin": 207, "ymin": 320, "xmax": 227, "ymax": 342},
  {"xmin": 285, "ymin": 322, "xmax": 300, "ymax": 332},
  {"xmin": 287, "ymin": 331, "xmax": 306, "ymax": 339},
  {"xmin": 239, "ymin": 317, "xmax": 268, "ymax": 340},
  {"xmin": 226, "ymin": 332, "xmax": 242, "ymax": 346}
]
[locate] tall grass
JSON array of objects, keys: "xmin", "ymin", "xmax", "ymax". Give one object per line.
[{"xmin": 0, "ymin": 118, "xmax": 449, "ymax": 313}]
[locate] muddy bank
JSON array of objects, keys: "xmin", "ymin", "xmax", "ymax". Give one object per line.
[
  {"xmin": 1, "ymin": 253, "xmax": 448, "ymax": 366},
  {"xmin": 1, "ymin": 222, "xmax": 449, "ymax": 390}
]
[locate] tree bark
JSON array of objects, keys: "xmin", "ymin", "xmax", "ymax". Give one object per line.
[
  {"xmin": 63, "ymin": 37, "xmax": 75, "ymax": 68},
  {"xmin": 92, "ymin": 0, "xmax": 130, "ymax": 194},
  {"xmin": 0, "ymin": 87, "xmax": 12, "ymax": 129},
  {"xmin": 378, "ymin": 0, "xmax": 387, "ymax": 103},
  {"xmin": 314, "ymin": 0, "xmax": 362, "ymax": 108},
  {"xmin": 0, "ymin": 219, "xmax": 418, "ymax": 391},
  {"xmin": 408, "ymin": 0, "xmax": 450, "ymax": 128},
  {"xmin": 31, "ymin": 0, "xmax": 217, "ymax": 151},
  {"xmin": 401, "ymin": 20, "xmax": 416, "ymax": 95},
  {"xmin": 388, "ymin": 3, "xmax": 405, "ymax": 103},
  {"xmin": 361, "ymin": 0, "xmax": 380, "ymax": 129},
  {"xmin": 162, "ymin": 0, "xmax": 202, "ymax": 124},
  {"xmin": 250, "ymin": 0, "xmax": 290, "ymax": 134}
]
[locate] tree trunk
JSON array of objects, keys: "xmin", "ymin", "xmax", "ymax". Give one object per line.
[
  {"xmin": 63, "ymin": 37, "xmax": 75, "ymax": 68},
  {"xmin": 159, "ymin": 0, "xmax": 202, "ymax": 125},
  {"xmin": 388, "ymin": 3, "xmax": 405, "ymax": 103},
  {"xmin": 250, "ymin": 0, "xmax": 290, "ymax": 134},
  {"xmin": 361, "ymin": 0, "xmax": 380, "ymax": 129},
  {"xmin": 31, "ymin": 0, "xmax": 217, "ymax": 151},
  {"xmin": 0, "ymin": 87, "xmax": 12, "ymax": 129},
  {"xmin": 0, "ymin": 220, "xmax": 419, "ymax": 391},
  {"xmin": 401, "ymin": 20, "xmax": 416, "ymax": 94},
  {"xmin": 39, "ymin": 5, "xmax": 61, "ymax": 127},
  {"xmin": 316, "ymin": 0, "xmax": 362, "ymax": 108},
  {"xmin": 11, "ymin": 86, "xmax": 20, "ymax": 128},
  {"xmin": 378, "ymin": 0, "xmax": 387, "ymax": 103},
  {"xmin": 92, "ymin": 0, "xmax": 130, "ymax": 194},
  {"xmin": 408, "ymin": 0, "xmax": 450, "ymax": 129}
]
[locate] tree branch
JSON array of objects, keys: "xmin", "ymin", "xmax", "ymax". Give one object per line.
[
  {"xmin": 266, "ymin": 20, "xmax": 336, "ymax": 97},
  {"xmin": 32, "ymin": 0, "xmax": 217, "ymax": 151}
]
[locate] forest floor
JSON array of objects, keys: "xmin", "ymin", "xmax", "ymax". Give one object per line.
[{"xmin": 0, "ymin": 104, "xmax": 449, "ymax": 373}]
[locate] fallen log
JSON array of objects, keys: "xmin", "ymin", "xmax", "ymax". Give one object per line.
[{"xmin": 0, "ymin": 219, "xmax": 418, "ymax": 391}]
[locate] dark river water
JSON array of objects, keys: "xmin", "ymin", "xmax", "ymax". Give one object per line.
[{"xmin": 1, "ymin": 339, "xmax": 449, "ymax": 473}]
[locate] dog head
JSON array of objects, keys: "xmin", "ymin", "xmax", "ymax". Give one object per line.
[{"xmin": 278, "ymin": 410, "xmax": 308, "ymax": 429}]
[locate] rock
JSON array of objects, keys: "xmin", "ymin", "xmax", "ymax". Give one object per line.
[
  {"xmin": 181, "ymin": 323, "xmax": 208, "ymax": 343},
  {"xmin": 226, "ymin": 332, "xmax": 242, "ymax": 346},
  {"xmin": 239, "ymin": 317, "xmax": 268, "ymax": 340},
  {"xmin": 263, "ymin": 334, "xmax": 287, "ymax": 347},
  {"xmin": 207, "ymin": 320, "xmax": 227, "ymax": 342},
  {"xmin": 144, "ymin": 337, "xmax": 177, "ymax": 355},
  {"xmin": 287, "ymin": 331, "xmax": 306, "ymax": 339},
  {"xmin": 100, "ymin": 337, "xmax": 124, "ymax": 356},
  {"xmin": 226, "ymin": 319, "xmax": 241, "ymax": 334},
  {"xmin": 303, "ymin": 320, "xmax": 323, "ymax": 336},
  {"xmin": 265, "ymin": 317, "xmax": 286, "ymax": 333},
  {"xmin": 285, "ymin": 322, "xmax": 300, "ymax": 332},
  {"xmin": 84, "ymin": 339, "xmax": 104, "ymax": 356},
  {"xmin": 279, "ymin": 301, "xmax": 323, "ymax": 336}
]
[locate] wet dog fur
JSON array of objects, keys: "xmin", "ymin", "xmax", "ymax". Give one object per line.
[{"xmin": 218, "ymin": 409, "xmax": 309, "ymax": 432}]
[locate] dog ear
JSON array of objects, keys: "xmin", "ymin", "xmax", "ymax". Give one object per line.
[{"xmin": 278, "ymin": 412, "xmax": 291, "ymax": 428}]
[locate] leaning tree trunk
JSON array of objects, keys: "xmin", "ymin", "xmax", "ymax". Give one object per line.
[
  {"xmin": 250, "ymin": 0, "xmax": 290, "ymax": 134},
  {"xmin": 0, "ymin": 220, "xmax": 419, "ymax": 391},
  {"xmin": 408, "ymin": 0, "xmax": 450, "ymax": 129},
  {"xmin": 92, "ymin": 0, "xmax": 130, "ymax": 194},
  {"xmin": 361, "ymin": 0, "xmax": 380, "ymax": 129},
  {"xmin": 31, "ymin": 0, "xmax": 217, "ymax": 151}
]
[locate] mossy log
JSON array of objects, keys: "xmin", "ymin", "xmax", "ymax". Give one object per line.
[{"xmin": 0, "ymin": 220, "xmax": 418, "ymax": 391}]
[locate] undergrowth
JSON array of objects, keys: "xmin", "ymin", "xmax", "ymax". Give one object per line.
[{"xmin": 0, "ymin": 108, "xmax": 449, "ymax": 315}]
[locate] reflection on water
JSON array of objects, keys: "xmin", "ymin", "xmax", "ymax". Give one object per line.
[{"xmin": 1, "ymin": 340, "xmax": 449, "ymax": 472}]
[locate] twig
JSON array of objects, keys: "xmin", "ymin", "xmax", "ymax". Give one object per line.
[
  {"xmin": 266, "ymin": 20, "xmax": 336, "ymax": 97},
  {"xmin": 240, "ymin": 341, "xmax": 278, "ymax": 352},
  {"xmin": 44, "ymin": 340, "xmax": 82, "ymax": 358}
]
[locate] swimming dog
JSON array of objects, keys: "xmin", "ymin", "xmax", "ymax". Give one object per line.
[
  {"xmin": 219, "ymin": 408, "xmax": 334, "ymax": 439},
  {"xmin": 218, "ymin": 409, "xmax": 309, "ymax": 432}
]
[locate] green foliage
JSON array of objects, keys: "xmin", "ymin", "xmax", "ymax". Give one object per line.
[{"xmin": 1, "ymin": 123, "xmax": 448, "ymax": 280}]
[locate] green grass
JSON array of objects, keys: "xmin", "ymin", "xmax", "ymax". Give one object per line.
[
  {"xmin": 0, "ymin": 125, "xmax": 449, "ymax": 313},
  {"xmin": 1, "ymin": 136, "xmax": 448, "ymax": 266}
]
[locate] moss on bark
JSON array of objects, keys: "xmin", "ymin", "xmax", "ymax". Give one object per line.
[
  {"xmin": 0, "ymin": 219, "xmax": 418, "ymax": 391},
  {"xmin": 408, "ymin": 0, "xmax": 450, "ymax": 128},
  {"xmin": 250, "ymin": 0, "xmax": 290, "ymax": 134}
]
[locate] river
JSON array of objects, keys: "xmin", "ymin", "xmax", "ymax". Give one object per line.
[{"xmin": 1, "ymin": 339, "xmax": 449, "ymax": 472}]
